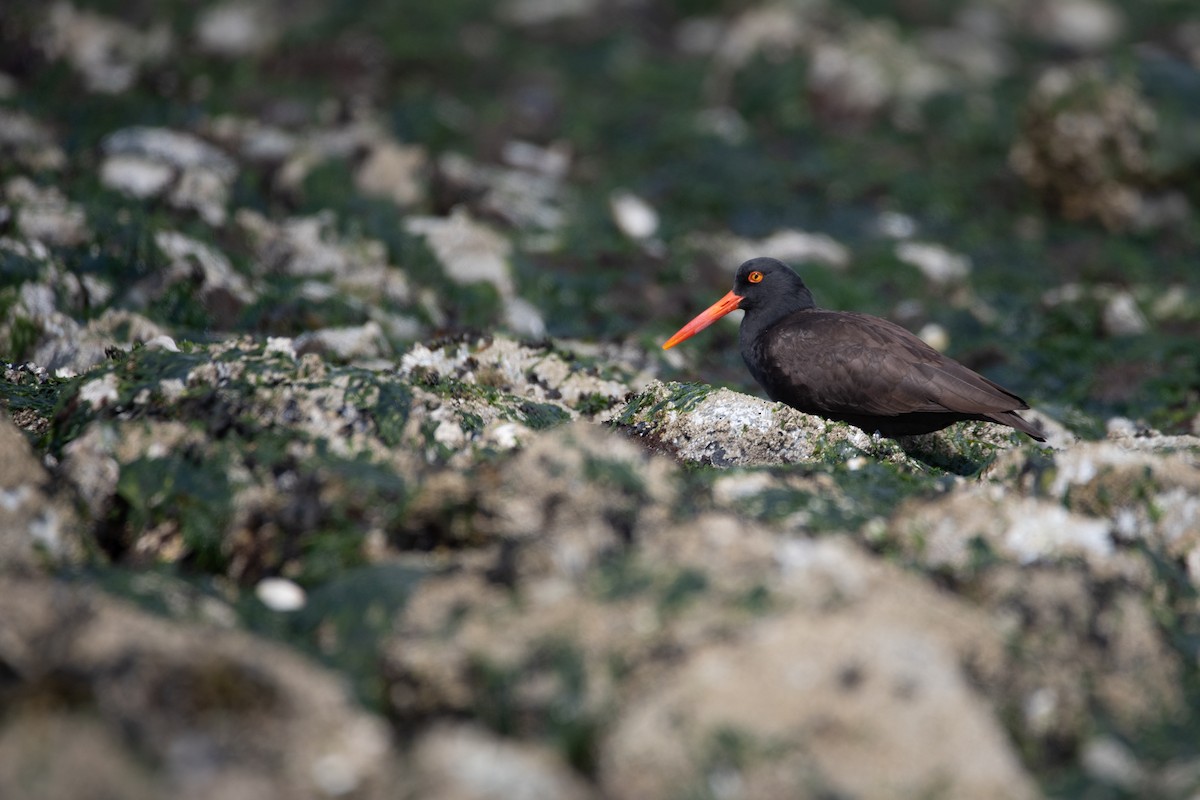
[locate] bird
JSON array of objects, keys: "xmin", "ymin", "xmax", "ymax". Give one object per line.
[{"xmin": 662, "ymin": 257, "xmax": 1046, "ymax": 441}]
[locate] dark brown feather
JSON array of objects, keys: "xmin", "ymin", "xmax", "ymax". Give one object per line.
[{"xmin": 750, "ymin": 310, "xmax": 1044, "ymax": 439}]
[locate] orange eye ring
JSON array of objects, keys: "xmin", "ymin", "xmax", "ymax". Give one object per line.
[{"xmin": 748, "ymin": 270, "xmax": 764, "ymax": 284}]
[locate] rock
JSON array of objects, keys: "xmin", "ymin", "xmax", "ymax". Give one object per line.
[
  {"xmin": 295, "ymin": 321, "xmax": 391, "ymax": 361},
  {"xmin": 976, "ymin": 567, "xmax": 1183, "ymax": 747},
  {"xmin": 99, "ymin": 154, "xmax": 175, "ymax": 198},
  {"xmin": 1047, "ymin": 442, "xmax": 1200, "ymax": 585},
  {"xmin": 100, "ymin": 127, "xmax": 237, "ymax": 224},
  {"xmin": 78, "ymin": 372, "xmax": 120, "ymax": 409},
  {"xmin": 31, "ymin": 309, "xmax": 167, "ymax": 375},
  {"xmin": 355, "ymin": 140, "xmax": 428, "ymax": 207},
  {"xmin": 405, "ymin": 208, "xmax": 547, "ymax": 337},
  {"xmin": 397, "ymin": 335, "xmax": 643, "ymax": 413},
  {"xmin": 501, "ymin": 140, "xmax": 570, "ymax": 177},
  {"xmin": 238, "ymin": 209, "xmax": 387, "ymax": 279},
  {"xmin": 103, "ymin": 127, "xmax": 238, "ymax": 178},
  {"xmin": 1081, "ymin": 736, "xmax": 1146, "ymax": 791},
  {"xmin": 405, "ymin": 209, "xmax": 514, "ymax": 295},
  {"xmin": 1009, "ymin": 64, "xmax": 1168, "ymax": 231},
  {"xmin": 1025, "ymin": 0, "xmax": 1123, "ymax": 52},
  {"xmin": 170, "ymin": 164, "xmax": 234, "ymax": 226},
  {"xmin": 143, "ymin": 335, "xmax": 180, "ymax": 352},
  {"xmin": 235, "ymin": 209, "xmax": 421, "ymax": 335},
  {"xmin": 500, "ymin": 0, "xmax": 599, "ymax": 26},
  {"xmin": 0, "ymin": 576, "xmax": 396, "ymax": 799},
  {"xmin": 0, "ymin": 415, "xmax": 79, "ymax": 572},
  {"xmin": 894, "ymin": 489, "xmax": 1119, "ymax": 572},
  {"xmin": 0, "ymin": 108, "xmax": 67, "ymax": 171},
  {"xmin": 205, "ymin": 116, "xmax": 299, "ymax": 164},
  {"xmin": 689, "ymin": 228, "xmax": 851, "ymax": 271},
  {"xmin": 619, "ymin": 380, "xmax": 901, "ymax": 467},
  {"xmin": 60, "ymin": 422, "xmax": 123, "ymax": 519},
  {"xmin": 38, "ymin": 2, "xmax": 172, "ymax": 93},
  {"xmin": 384, "ymin": 422, "xmax": 685, "ymax": 722},
  {"xmin": 271, "ymin": 117, "xmax": 389, "ymax": 195},
  {"xmin": 256, "ymin": 577, "xmax": 307, "ymax": 612},
  {"xmin": 756, "ymin": 229, "xmax": 850, "ymax": 268},
  {"xmin": 437, "ymin": 149, "xmax": 569, "ymax": 234},
  {"xmin": 916, "ymin": 321, "xmax": 949, "ymax": 351},
  {"xmin": 195, "ymin": 0, "xmax": 280, "ymax": 57},
  {"xmin": 705, "ymin": 5, "xmax": 809, "ymax": 102},
  {"xmin": 609, "ymin": 190, "xmax": 659, "ymax": 241},
  {"xmin": 150, "ymin": 231, "xmax": 257, "ymax": 326},
  {"xmin": 598, "ymin": 541, "xmax": 1036, "ymax": 800},
  {"xmin": 895, "ymin": 240, "xmax": 971, "ymax": 284},
  {"xmin": 807, "ymin": 18, "xmax": 952, "ymax": 126},
  {"xmin": 4, "ymin": 177, "xmax": 90, "ymax": 247},
  {"xmin": 0, "ymin": 715, "xmax": 158, "ymax": 800},
  {"xmin": 407, "ymin": 724, "xmax": 597, "ymax": 800},
  {"xmin": 1101, "ymin": 290, "xmax": 1148, "ymax": 336},
  {"xmin": 873, "ymin": 210, "xmax": 918, "ymax": 239},
  {"xmin": 917, "ymin": 24, "xmax": 1013, "ymax": 83}
]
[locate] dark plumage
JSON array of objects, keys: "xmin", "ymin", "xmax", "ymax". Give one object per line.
[{"xmin": 663, "ymin": 257, "xmax": 1046, "ymax": 441}]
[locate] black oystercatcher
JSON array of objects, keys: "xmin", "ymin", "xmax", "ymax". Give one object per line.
[{"xmin": 662, "ymin": 257, "xmax": 1046, "ymax": 441}]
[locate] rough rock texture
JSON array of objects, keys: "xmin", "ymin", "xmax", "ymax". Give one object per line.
[
  {"xmin": 405, "ymin": 725, "xmax": 597, "ymax": 800},
  {"xmin": 620, "ymin": 380, "xmax": 862, "ymax": 466},
  {"xmin": 0, "ymin": 415, "xmax": 79, "ymax": 572},
  {"xmin": 599, "ymin": 548, "xmax": 1037, "ymax": 799},
  {"xmin": 3, "ymin": 2, "xmax": 1200, "ymax": 797},
  {"xmin": 619, "ymin": 379, "xmax": 1036, "ymax": 471},
  {"xmin": 1009, "ymin": 64, "xmax": 1189, "ymax": 231},
  {"xmin": 0, "ymin": 576, "xmax": 396, "ymax": 800}
]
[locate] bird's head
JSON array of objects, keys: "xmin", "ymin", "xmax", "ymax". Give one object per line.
[{"xmin": 662, "ymin": 258, "xmax": 814, "ymax": 349}]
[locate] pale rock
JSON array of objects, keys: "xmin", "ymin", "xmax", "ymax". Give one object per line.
[
  {"xmin": 1081, "ymin": 736, "xmax": 1145, "ymax": 790},
  {"xmin": 410, "ymin": 724, "xmax": 595, "ymax": 800},
  {"xmin": 355, "ymin": 140, "xmax": 428, "ymax": 207},
  {"xmin": 1028, "ymin": 0, "xmax": 1123, "ymax": 51},
  {"xmin": 39, "ymin": 2, "xmax": 172, "ymax": 93},
  {"xmin": 102, "ymin": 126, "xmax": 237, "ymax": 177},
  {"xmin": 405, "ymin": 209, "xmax": 514, "ymax": 296},
  {"xmin": 255, "ymin": 577, "xmax": 307, "ymax": 612},
  {"xmin": 5, "ymin": 177, "xmax": 89, "ymax": 247},
  {"xmin": 609, "ymin": 190, "xmax": 660, "ymax": 241},
  {"xmin": 99, "ymin": 155, "xmax": 174, "ymax": 198},
  {"xmin": 143, "ymin": 335, "xmax": 180, "ymax": 353},
  {"xmin": 79, "ymin": 373, "xmax": 120, "ymax": 409},
  {"xmin": 1101, "ymin": 291, "xmax": 1148, "ymax": 336},
  {"xmin": 873, "ymin": 210, "xmax": 918, "ymax": 239},
  {"xmin": 500, "ymin": 0, "xmax": 599, "ymax": 26},
  {"xmin": 265, "ymin": 337, "xmax": 297, "ymax": 359},
  {"xmin": 195, "ymin": 0, "xmax": 279, "ymax": 57},
  {"xmin": 917, "ymin": 322, "xmax": 949, "ymax": 352},
  {"xmin": 694, "ymin": 227, "xmax": 852, "ymax": 271},
  {"xmin": 0, "ymin": 108, "xmax": 67, "ymax": 171},
  {"xmin": 895, "ymin": 241, "xmax": 971, "ymax": 283},
  {"xmin": 756, "ymin": 229, "xmax": 850, "ymax": 269},
  {"xmin": 100, "ymin": 127, "xmax": 236, "ymax": 222},
  {"xmin": 154, "ymin": 230, "xmax": 256, "ymax": 315},
  {"xmin": 599, "ymin": 552, "xmax": 1036, "ymax": 799},
  {"xmin": 170, "ymin": 166, "xmax": 232, "ymax": 225},
  {"xmin": 503, "ymin": 296, "xmax": 547, "ymax": 339},
  {"xmin": 294, "ymin": 321, "xmax": 390, "ymax": 361}
]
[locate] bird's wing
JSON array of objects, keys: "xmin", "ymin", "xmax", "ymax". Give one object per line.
[{"xmin": 764, "ymin": 312, "xmax": 1027, "ymax": 417}]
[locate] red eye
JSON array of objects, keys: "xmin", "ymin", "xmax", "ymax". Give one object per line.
[{"xmin": 748, "ymin": 271, "xmax": 763, "ymax": 283}]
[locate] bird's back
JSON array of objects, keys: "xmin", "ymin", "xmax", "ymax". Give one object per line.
[{"xmin": 743, "ymin": 308, "xmax": 1043, "ymax": 438}]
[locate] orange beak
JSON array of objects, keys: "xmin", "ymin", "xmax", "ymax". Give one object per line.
[{"xmin": 662, "ymin": 290, "xmax": 743, "ymax": 350}]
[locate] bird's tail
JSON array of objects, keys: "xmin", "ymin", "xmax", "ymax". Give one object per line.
[{"xmin": 988, "ymin": 410, "xmax": 1046, "ymax": 442}]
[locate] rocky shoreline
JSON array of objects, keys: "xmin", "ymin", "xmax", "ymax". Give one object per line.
[
  {"xmin": 4, "ymin": 326, "xmax": 1199, "ymax": 798},
  {"xmin": 4, "ymin": 1, "xmax": 1200, "ymax": 797}
]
